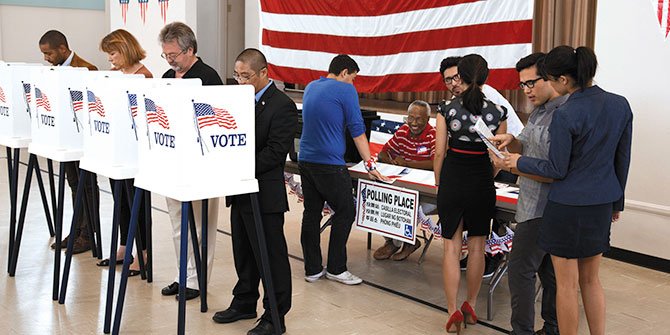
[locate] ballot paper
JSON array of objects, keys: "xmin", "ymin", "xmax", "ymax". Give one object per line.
[
  {"xmin": 349, "ymin": 161, "xmax": 412, "ymax": 184},
  {"xmin": 474, "ymin": 117, "xmax": 504, "ymax": 158}
]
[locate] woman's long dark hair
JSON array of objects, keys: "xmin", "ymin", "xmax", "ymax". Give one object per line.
[
  {"xmin": 539, "ymin": 45, "xmax": 598, "ymax": 89},
  {"xmin": 458, "ymin": 54, "xmax": 489, "ymax": 115}
]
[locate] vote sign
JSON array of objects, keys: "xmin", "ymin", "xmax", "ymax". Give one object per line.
[{"xmin": 355, "ymin": 179, "xmax": 419, "ymax": 244}]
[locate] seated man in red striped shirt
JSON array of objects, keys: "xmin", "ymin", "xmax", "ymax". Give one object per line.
[{"xmin": 374, "ymin": 100, "xmax": 436, "ymax": 261}]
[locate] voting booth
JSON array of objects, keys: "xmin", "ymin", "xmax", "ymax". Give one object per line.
[
  {"xmin": 111, "ymin": 84, "xmax": 277, "ymax": 335},
  {"xmin": 134, "ymin": 84, "xmax": 258, "ymax": 201},
  {"xmin": 0, "ymin": 62, "xmax": 42, "ymax": 148},
  {"xmin": 28, "ymin": 68, "xmax": 121, "ymax": 162},
  {"xmin": 78, "ymin": 74, "xmax": 145, "ymax": 179}
]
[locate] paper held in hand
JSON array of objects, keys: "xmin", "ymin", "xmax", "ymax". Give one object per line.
[{"xmin": 474, "ymin": 117, "xmax": 505, "ymax": 159}]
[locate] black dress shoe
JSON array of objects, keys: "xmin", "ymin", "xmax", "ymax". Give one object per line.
[
  {"xmin": 161, "ymin": 282, "xmax": 179, "ymax": 296},
  {"xmin": 212, "ymin": 307, "xmax": 257, "ymax": 324},
  {"xmin": 247, "ymin": 319, "xmax": 285, "ymax": 335},
  {"xmin": 175, "ymin": 287, "xmax": 200, "ymax": 301},
  {"xmin": 96, "ymin": 257, "xmax": 130, "ymax": 267},
  {"xmin": 68, "ymin": 236, "xmax": 92, "ymax": 255}
]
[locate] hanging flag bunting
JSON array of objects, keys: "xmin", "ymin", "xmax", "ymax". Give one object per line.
[
  {"xmin": 159, "ymin": 0, "xmax": 169, "ymax": 24},
  {"xmin": 655, "ymin": 0, "xmax": 670, "ymax": 38},
  {"xmin": 139, "ymin": 0, "xmax": 149, "ymax": 24},
  {"xmin": 119, "ymin": 0, "xmax": 129, "ymax": 25}
]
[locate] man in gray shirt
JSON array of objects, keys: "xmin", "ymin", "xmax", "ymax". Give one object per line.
[{"xmin": 490, "ymin": 53, "xmax": 568, "ymax": 335}]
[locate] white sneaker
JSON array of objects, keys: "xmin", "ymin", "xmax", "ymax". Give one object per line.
[
  {"xmin": 304, "ymin": 267, "xmax": 327, "ymax": 283},
  {"xmin": 326, "ymin": 271, "xmax": 363, "ymax": 285}
]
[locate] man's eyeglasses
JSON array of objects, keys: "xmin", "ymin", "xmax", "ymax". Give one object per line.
[
  {"xmin": 232, "ymin": 71, "xmax": 257, "ymax": 82},
  {"xmin": 519, "ymin": 77, "xmax": 544, "ymax": 89},
  {"xmin": 160, "ymin": 49, "xmax": 186, "ymax": 61},
  {"xmin": 443, "ymin": 73, "xmax": 461, "ymax": 85},
  {"xmin": 233, "ymin": 67, "xmax": 266, "ymax": 82}
]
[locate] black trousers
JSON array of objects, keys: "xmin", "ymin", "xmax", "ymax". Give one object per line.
[
  {"xmin": 508, "ymin": 218, "xmax": 558, "ymax": 335},
  {"xmin": 230, "ymin": 201, "xmax": 292, "ymax": 327},
  {"xmin": 63, "ymin": 161, "xmax": 99, "ymax": 237},
  {"xmin": 299, "ymin": 162, "xmax": 356, "ymax": 276},
  {"xmin": 108, "ymin": 179, "xmax": 147, "ymax": 250}
]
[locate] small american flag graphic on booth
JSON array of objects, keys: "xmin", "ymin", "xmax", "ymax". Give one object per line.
[
  {"xmin": 193, "ymin": 102, "xmax": 237, "ymax": 129},
  {"xmin": 35, "ymin": 87, "xmax": 52, "ymax": 112},
  {"xmin": 145, "ymin": 98, "xmax": 170, "ymax": 129}
]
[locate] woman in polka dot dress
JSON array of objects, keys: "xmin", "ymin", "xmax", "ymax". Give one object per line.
[{"xmin": 434, "ymin": 54, "xmax": 507, "ymax": 333}]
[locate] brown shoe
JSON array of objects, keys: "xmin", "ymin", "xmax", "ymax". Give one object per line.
[
  {"xmin": 391, "ymin": 240, "xmax": 422, "ymax": 261},
  {"xmin": 373, "ymin": 240, "xmax": 400, "ymax": 260},
  {"xmin": 67, "ymin": 236, "xmax": 92, "ymax": 255},
  {"xmin": 50, "ymin": 235, "xmax": 70, "ymax": 250}
]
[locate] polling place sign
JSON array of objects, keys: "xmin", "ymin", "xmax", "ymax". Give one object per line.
[{"xmin": 355, "ymin": 179, "xmax": 419, "ymax": 244}]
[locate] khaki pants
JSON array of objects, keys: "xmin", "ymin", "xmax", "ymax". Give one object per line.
[{"xmin": 166, "ymin": 197, "xmax": 219, "ymax": 290}]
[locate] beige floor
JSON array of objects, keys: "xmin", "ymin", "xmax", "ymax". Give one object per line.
[{"xmin": 1, "ymin": 151, "xmax": 669, "ymax": 334}]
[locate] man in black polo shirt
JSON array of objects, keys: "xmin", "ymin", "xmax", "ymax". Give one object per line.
[{"xmin": 158, "ymin": 21, "xmax": 223, "ymax": 301}]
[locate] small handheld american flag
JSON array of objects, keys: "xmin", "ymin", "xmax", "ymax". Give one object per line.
[
  {"xmin": 145, "ymin": 98, "xmax": 170, "ymax": 129},
  {"xmin": 35, "ymin": 87, "xmax": 52, "ymax": 112},
  {"xmin": 193, "ymin": 102, "xmax": 237, "ymax": 129},
  {"xmin": 87, "ymin": 90, "xmax": 106, "ymax": 117}
]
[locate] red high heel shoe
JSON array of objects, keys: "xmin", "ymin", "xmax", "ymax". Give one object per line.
[
  {"xmin": 445, "ymin": 310, "xmax": 464, "ymax": 334},
  {"xmin": 460, "ymin": 301, "xmax": 478, "ymax": 325}
]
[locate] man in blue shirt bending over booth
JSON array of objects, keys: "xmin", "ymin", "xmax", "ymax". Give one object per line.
[{"xmin": 299, "ymin": 54, "xmax": 388, "ymax": 285}]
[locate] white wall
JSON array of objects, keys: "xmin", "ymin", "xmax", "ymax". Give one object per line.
[
  {"xmin": 244, "ymin": 0, "xmax": 260, "ymax": 49},
  {"xmin": 0, "ymin": 4, "xmax": 108, "ymax": 68},
  {"xmin": 595, "ymin": 1, "xmax": 670, "ymax": 260}
]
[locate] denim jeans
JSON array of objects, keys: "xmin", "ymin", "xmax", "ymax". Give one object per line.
[{"xmin": 299, "ymin": 162, "xmax": 356, "ymax": 276}]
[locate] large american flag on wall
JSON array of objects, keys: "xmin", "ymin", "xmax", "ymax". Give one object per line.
[{"xmin": 260, "ymin": 0, "xmax": 533, "ymax": 93}]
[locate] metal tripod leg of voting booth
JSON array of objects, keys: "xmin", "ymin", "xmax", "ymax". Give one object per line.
[
  {"xmin": 32, "ymin": 155, "xmax": 55, "ymax": 237},
  {"xmin": 6, "ymin": 147, "xmax": 20, "ymax": 273},
  {"xmin": 187, "ymin": 203, "xmax": 203, "ymax": 295},
  {"xmin": 52, "ymin": 162, "xmax": 67, "ymax": 300},
  {"xmin": 102, "ymin": 179, "xmax": 124, "ymax": 333},
  {"xmin": 124, "ymin": 180, "xmax": 148, "ymax": 281},
  {"xmin": 6, "ymin": 150, "xmax": 55, "ymax": 275},
  {"xmin": 200, "ymin": 199, "xmax": 208, "ymax": 313},
  {"xmin": 111, "ymin": 188, "xmax": 144, "ymax": 335},
  {"xmin": 58, "ymin": 168, "xmax": 89, "ymax": 303},
  {"xmin": 250, "ymin": 193, "xmax": 282, "ymax": 335},
  {"xmin": 90, "ymin": 172, "xmax": 103, "ymax": 259},
  {"xmin": 177, "ymin": 202, "xmax": 190, "ymax": 335},
  {"xmin": 144, "ymin": 191, "xmax": 153, "ymax": 283}
]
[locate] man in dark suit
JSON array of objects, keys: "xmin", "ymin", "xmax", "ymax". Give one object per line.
[
  {"xmin": 39, "ymin": 30, "xmax": 99, "ymax": 254},
  {"xmin": 212, "ymin": 48, "xmax": 297, "ymax": 335}
]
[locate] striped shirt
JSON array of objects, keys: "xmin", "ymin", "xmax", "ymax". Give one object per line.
[{"xmin": 381, "ymin": 124, "xmax": 436, "ymax": 161}]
